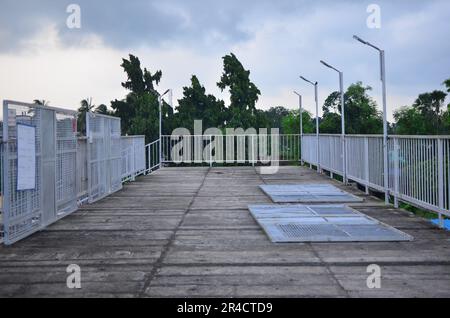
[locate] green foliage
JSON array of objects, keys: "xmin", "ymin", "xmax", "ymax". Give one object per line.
[
  {"xmin": 444, "ymin": 78, "xmax": 450, "ymax": 109},
  {"xmin": 320, "ymin": 82, "xmax": 382, "ymax": 134},
  {"xmin": 443, "ymin": 78, "xmax": 450, "ymax": 93},
  {"xmin": 393, "ymin": 106, "xmax": 428, "ymax": 135},
  {"xmin": 217, "ymin": 53, "xmax": 261, "ymax": 129},
  {"xmin": 33, "ymin": 99, "xmax": 49, "ymax": 106},
  {"xmin": 322, "ymin": 91, "xmax": 341, "ymax": 115},
  {"xmin": 320, "ymin": 112, "xmax": 341, "ymax": 133},
  {"xmin": 264, "ymin": 106, "xmax": 290, "ymax": 132},
  {"xmin": 174, "ymin": 75, "xmax": 226, "ymax": 133},
  {"xmin": 111, "ymin": 55, "xmax": 164, "ymax": 142},
  {"xmin": 254, "ymin": 109, "xmax": 270, "ymax": 130},
  {"xmin": 127, "ymin": 93, "xmax": 159, "ymax": 139},
  {"xmin": 394, "ymin": 88, "xmax": 448, "ymax": 135},
  {"xmin": 282, "ymin": 110, "xmax": 315, "ymax": 134},
  {"xmin": 94, "ymin": 104, "xmax": 111, "ymax": 115},
  {"xmin": 120, "ymin": 54, "xmax": 162, "ymax": 94},
  {"xmin": 344, "ymin": 82, "xmax": 383, "ymax": 134}
]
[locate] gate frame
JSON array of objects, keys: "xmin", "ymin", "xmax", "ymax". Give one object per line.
[
  {"xmin": 2, "ymin": 100, "xmax": 77, "ymax": 245},
  {"xmin": 86, "ymin": 112, "xmax": 122, "ymax": 203}
]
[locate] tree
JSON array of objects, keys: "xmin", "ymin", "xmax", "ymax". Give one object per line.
[
  {"xmin": 255, "ymin": 109, "xmax": 270, "ymax": 130},
  {"xmin": 33, "ymin": 99, "xmax": 49, "ymax": 106},
  {"xmin": 414, "ymin": 90, "xmax": 447, "ymax": 134},
  {"xmin": 111, "ymin": 54, "xmax": 165, "ymax": 142},
  {"xmin": 320, "ymin": 112, "xmax": 342, "ymax": 133},
  {"xmin": 394, "ymin": 88, "xmax": 448, "ymax": 135},
  {"xmin": 95, "ymin": 104, "xmax": 110, "ymax": 115},
  {"xmin": 264, "ymin": 106, "xmax": 290, "ymax": 132},
  {"xmin": 120, "ymin": 54, "xmax": 162, "ymax": 94},
  {"xmin": 393, "ymin": 106, "xmax": 428, "ymax": 135},
  {"xmin": 282, "ymin": 110, "xmax": 315, "ymax": 135},
  {"xmin": 217, "ymin": 53, "xmax": 261, "ymax": 129},
  {"xmin": 319, "ymin": 91, "xmax": 342, "ymax": 133},
  {"xmin": 77, "ymin": 98, "xmax": 94, "ymax": 135},
  {"xmin": 321, "ymin": 82, "xmax": 382, "ymax": 134},
  {"xmin": 443, "ymin": 78, "xmax": 450, "ymax": 93},
  {"xmin": 174, "ymin": 75, "xmax": 226, "ymax": 133}
]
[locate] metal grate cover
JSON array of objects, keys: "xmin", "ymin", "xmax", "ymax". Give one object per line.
[
  {"xmin": 248, "ymin": 204, "xmax": 413, "ymax": 243},
  {"xmin": 259, "ymin": 184, "xmax": 363, "ymax": 203}
]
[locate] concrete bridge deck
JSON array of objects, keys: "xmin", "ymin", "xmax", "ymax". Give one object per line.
[{"xmin": 0, "ymin": 166, "xmax": 449, "ymax": 297}]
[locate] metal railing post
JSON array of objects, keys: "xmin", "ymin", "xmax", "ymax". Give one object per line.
[
  {"xmin": 209, "ymin": 135, "xmax": 213, "ymax": 167},
  {"xmin": 393, "ymin": 138, "xmax": 399, "ymax": 208},
  {"xmin": 364, "ymin": 137, "xmax": 370, "ymax": 194},
  {"xmin": 252, "ymin": 135, "xmax": 255, "ymax": 167},
  {"xmin": 342, "ymin": 135, "xmax": 347, "ymax": 184},
  {"xmin": 147, "ymin": 144, "xmax": 150, "ymax": 174},
  {"xmin": 438, "ymin": 138, "xmax": 444, "ymax": 228}
]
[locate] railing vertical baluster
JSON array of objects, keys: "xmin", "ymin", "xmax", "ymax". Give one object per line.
[
  {"xmin": 210, "ymin": 135, "xmax": 213, "ymax": 167},
  {"xmin": 393, "ymin": 138, "xmax": 399, "ymax": 208},
  {"xmin": 438, "ymin": 138, "xmax": 444, "ymax": 228},
  {"xmin": 364, "ymin": 137, "xmax": 369, "ymax": 194},
  {"xmin": 252, "ymin": 135, "xmax": 255, "ymax": 166},
  {"xmin": 418, "ymin": 139, "xmax": 421, "ymax": 202}
]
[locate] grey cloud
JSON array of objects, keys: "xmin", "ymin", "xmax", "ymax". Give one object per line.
[
  {"xmin": 0, "ymin": 0, "xmax": 449, "ymax": 116},
  {"xmin": 0, "ymin": 0, "xmax": 262, "ymax": 52}
]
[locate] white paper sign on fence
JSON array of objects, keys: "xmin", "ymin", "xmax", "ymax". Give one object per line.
[{"xmin": 17, "ymin": 124, "xmax": 36, "ymax": 190}]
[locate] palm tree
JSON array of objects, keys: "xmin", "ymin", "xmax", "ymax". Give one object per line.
[
  {"xmin": 95, "ymin": 104, "xmax": 110, "ymax": 115},
  {"xmin": 33, "ymin": 99, "xmax": 49, "ymax": 106}
]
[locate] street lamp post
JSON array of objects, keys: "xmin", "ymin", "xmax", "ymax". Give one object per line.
[
  {"xmin": 293, "ymin": 91, "xmax": 303, "ymax": 164},
  {"xmin": 320, "ymin": 60, "xmax": 347, "ymax": 184},
  {"xmin": 155, "ymin": 89, "xmax": 171, "ymax": 167},
  {"xmin": 300, "ymin": 76, "xmax": 320, "ymax": 172},
  {"xmin": 353, "ymin": 35, "xmax": 389, "ymax": 204}
]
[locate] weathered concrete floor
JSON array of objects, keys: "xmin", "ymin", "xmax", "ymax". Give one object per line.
[{"xmin": 0, "ymin": 166, "xmax": 449, "ymax": 298}]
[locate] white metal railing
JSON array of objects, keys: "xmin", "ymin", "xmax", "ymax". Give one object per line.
[
  {"xmin": 76, "ymin": 137, "xmax": 89, "ymax": 204},
  {"xmin": 302, "ymin": 133, "xmax": 450, "ymax": 224},
  {"xmin": 0, "ymin": 140, "xmax": 3, "ymax": 244},
  {"xmin": 160, "ymin": 134, "xmax": 300, "ymax": 165},
  {"xmin": 145, "ymin": 139, "xmax": 161, "ymax": 173},
  {"xmin": 121, "ymin": 136, "xmax": 146, "ymax": 182}
]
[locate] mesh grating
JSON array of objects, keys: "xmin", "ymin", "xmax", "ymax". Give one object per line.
[
  {"xmin": 338, "ymin": 224, "xmax": 412, "ymax": 241},
  {"xmin": 260, "ymin": 184, "xmax": 363, "ymax": 203},
  {"xmin": 277, "ymin": 223, "xmax": 349, "ymax": 239},
  {"xmin": 248, "ymin": 204, "xmax": 413, "ymax": 243}
]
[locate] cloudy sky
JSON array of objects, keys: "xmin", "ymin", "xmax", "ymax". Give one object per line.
[{"xmin": 1, "ymin": 0, "xmax": 449, "ymax": 121}]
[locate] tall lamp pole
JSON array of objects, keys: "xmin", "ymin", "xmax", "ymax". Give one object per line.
[
  {"xmin": 353, "ymin": 35, "xmax": 389, "ymax": 204},
  {"xmin": 320, "ymin": 60, "xmax": 347, "ymax": 184},
  {"xmin": 300, "ymin": 76, "xmax": 320, "ymax": 172},
  {"xmin": 157, "ymin": 89, "xmax": 171, "ymax": 167},
  {"xmin": 293, "ymin": 91, "xmax": 303, "ymax": 164}
]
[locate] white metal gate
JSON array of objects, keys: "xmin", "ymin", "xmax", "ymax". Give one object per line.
[
  {"xmin": 86, "ymin": 112, "xmax": 122, "ymax": 203},
  {"xmin": 121, "ymin": 136, "xmax": 146, "ymax": 181},
  {"xmin": 2, "ymin": 100, "xmax": 78, "ymax": 244}
]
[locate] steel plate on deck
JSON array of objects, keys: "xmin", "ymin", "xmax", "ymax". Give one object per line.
[
  {"xmin": 259, "ymin": 184, "xmax": 363, "ymax": 203},
  {"xmin": 248, "ymin": 204, "xmax": 413, "ymax": 243}
]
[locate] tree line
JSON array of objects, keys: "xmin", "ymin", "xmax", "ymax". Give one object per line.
[{"xmin": 41, "ymin": 53, "xmax": 448, "ymax": 141}]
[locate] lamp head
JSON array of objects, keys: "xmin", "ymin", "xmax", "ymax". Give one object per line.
[
  {"xmin": 320, "ymin": 60, "xmax": 332, "ymax": 69},
  {"xmin": 353, "ymin": 35, "xmax": 367, "ymax": 45}
]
